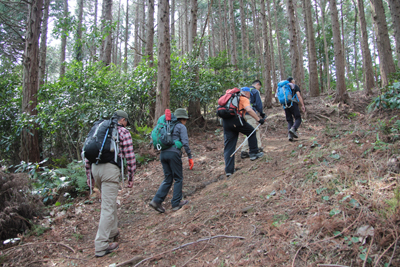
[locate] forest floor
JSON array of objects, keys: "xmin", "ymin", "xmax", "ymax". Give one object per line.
[{"xmin": 2, "ymin": 89, "xmax": 400, "ymax": 267}]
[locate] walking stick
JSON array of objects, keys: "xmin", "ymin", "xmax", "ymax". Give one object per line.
[{"xmin": 230, "ymin": 124, "xmax": 261, "ymax": 157}]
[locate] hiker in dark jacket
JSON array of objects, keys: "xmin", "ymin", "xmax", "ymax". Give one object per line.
[
  {"xmin": 241, "ymin": 80, "xmax": 266, "ymax": 159},
  {"xmin": 149, "ymin": 108, "xmax": 193, "ymax": 213},
  {"xmin": 223, "ymin": 87, "xmax": 265, "ymax": 177},
  {"xmin": 284, "ymin": 77, "xmax": 306, "ymax": 141}
]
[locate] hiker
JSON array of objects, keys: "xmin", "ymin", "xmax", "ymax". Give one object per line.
[
  {"xmin": 149, "ymin": 108, "xmax": 193, "ymax": 213},
  {"xmin": 223, "ymin": 87, "xmax": 265, "ymax": 177},
  {"xmin": 85, "ymin": 110, "xmax": 136, "ymax": 257},
  {"xmin": 282, "ymin": 77, "xmax": 306, "ymax": 141},
  {"xmin": 241, "ymin": 80, "xmax": 266, "ymax": 159}
]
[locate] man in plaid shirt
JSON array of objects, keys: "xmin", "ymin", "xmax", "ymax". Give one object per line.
[{"xmin": 85, "ymin": 110, "xmax": 136, "ymax": 257}]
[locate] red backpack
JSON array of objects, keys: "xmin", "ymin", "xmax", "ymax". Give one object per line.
[{"xmin": 216, "ymin": 88, "xmax": 241, "ymax": 119}]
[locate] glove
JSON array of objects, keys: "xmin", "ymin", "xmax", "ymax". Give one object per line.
[
  {"xmin": 258, "ymin": 118, "xmax": 265, "ymax": 125},
  {"xmin": 188, "ymin": 159, "xmax": 194, "ymax": 170},
  {"xmin": 261, "ymin": 113, "xmax": 266, "ymax": 119},
  {"xmin": 174, "ymin": 140, "xmax": 183, "ymax": 149}
]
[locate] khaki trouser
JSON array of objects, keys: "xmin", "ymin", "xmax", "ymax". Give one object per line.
[
  {"xmin": 241, "ymin": 114, "xmax": 262, "ymax": 152},
  {"xmin": 91, "ymin": 163, "xmax": 120, "ymax": 252}
]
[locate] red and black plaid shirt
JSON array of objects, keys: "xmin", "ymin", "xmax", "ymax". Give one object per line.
[{"xmin": 85, "ymin": 125, "xmax": 136, "ymax": 182}]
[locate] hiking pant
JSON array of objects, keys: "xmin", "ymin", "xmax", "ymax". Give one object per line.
[
  {"xmin": 92, "ymin": 163, "xmax": 120, "ymax": 253},
  {"xmin": 223, "ymin": 117, "xmax": 259, "ymax": 174},
  {"xmin": 284, "ymin": 102, "xmax": 302, "ymax": 132},
  {"xmin": 153, "ymin": 151, "xmax": 183, "ymax": 208},
  {"xmin": 241, "ymin": 114, "xmax": 262, "ymax": 153}
]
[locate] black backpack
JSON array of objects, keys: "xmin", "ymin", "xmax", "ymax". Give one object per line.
[{"xmin": 83, "ymin": 118, "xmax": 120, "ymax": 165}]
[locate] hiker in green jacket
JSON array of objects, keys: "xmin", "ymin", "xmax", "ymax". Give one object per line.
[{"xmin": 149, "ymin": 108, "xmax": 193, "ymax": 213}]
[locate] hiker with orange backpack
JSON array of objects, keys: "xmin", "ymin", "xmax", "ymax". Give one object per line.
[
  {"xmin": 219, "ymin": 87, "xmax": 265, "ymax": 177},
  {"xmin": 149, "ymin": 108, "xmax": 193, "ymax": 213}
]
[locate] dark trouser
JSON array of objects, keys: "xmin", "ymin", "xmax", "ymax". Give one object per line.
[
  {"xmin": 152, "ymin": 151, "xmax": 183, "ymax": 208},
  {"xmin": 223, "ymin": 117, "xmax": 258, "ymax": 174},
  {"xmin": 284, "ymin": 102, "xmax": 302, "ymax": 132}
]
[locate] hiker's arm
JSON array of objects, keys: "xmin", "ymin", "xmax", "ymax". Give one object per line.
[
  {"xmin": 178, "ymin": 124, "xmax": 192, "ymax": 159},
  {"xmin": 296, "ymin": 92, "xmax": 306, "ymax": 113},
  {"xmin": 85, "ymin": 159, "xmax": 94, "ymax": 188},
  {"xmin": 245, "ymin": 105, "xmax": 261, "ymax": 121},
  {"xmin": 119, "ymin": 127, "xmax": 136, "ymax": 184},
  {"xmin": 254, "ymin": 91, "xmax": 265, "ymax": 117}
]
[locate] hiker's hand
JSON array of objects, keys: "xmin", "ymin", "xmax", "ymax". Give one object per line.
[
  {"xmin": 258, "ymin": 118, "xmax": 265, "ymax": 125},
  {"xmin": 301, "ymin": 105, "xmax": 306, "ymax": 113},
  {"xmin": 189, "ymin": 159, "xmax": 194, "ymax": 170},
  {"xmin": 126, "ymin": 180, "xmax": 134, "ymax": 188},
  {"xmin": 87, "ymin": 178, "xmax": 95, "ymax": 189}
]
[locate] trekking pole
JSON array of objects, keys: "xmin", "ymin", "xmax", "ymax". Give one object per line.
[{"xmin": 230, "ymin": 123, "xmax": 261, "ymax": 157}]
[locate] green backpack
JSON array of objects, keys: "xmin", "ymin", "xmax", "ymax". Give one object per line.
[{"xmin": 151, "ymin": 111, "xmax": 182, "ymax": 151}]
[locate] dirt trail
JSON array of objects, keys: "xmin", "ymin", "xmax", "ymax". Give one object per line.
[{"xmin": 2, "ymin": 89, "xmax": 400, "ymax": 266}]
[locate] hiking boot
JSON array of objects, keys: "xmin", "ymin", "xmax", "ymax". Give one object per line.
[
  {"xmin": 249, "ymin": 152, "xmax": 264, "ymax": 161},
  {"xmin": 108, "ymin": 231, "xmax": 119, "ymax": 242},
  {"xmin": 241, "ymin": 151, "xmax": 250, "ymax": 159},
  {"xmin": 226, "ymin": 173, "xmax": 232, "ymax": 177},
  {"xmin": 288, "ymin": 133, "xmax": 294, "ymax": 142},
  {"xmin": 289, "ymin": 127, "xmax": 298, "ymax": 138},
  {"xmin": 149, "ymin": 200, "xmax": 165, "ymax": 213},
  {"xmin": 95, "ymin": 242, "xmax": 119, "ymax": 257},
  {"xmin": 172, "ymin": 200, "xmax": 189, "ymax": 211}
]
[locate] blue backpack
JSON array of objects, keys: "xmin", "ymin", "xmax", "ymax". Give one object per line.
[{"xmin": 277, "ymin": 80, "xmax": 297, "ymax": 108}]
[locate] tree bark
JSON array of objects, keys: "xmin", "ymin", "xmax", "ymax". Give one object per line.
[
  {"xmin": 304, "ymin": 0, "xmax": 319, "ymax": 96},
  {"xmin": 320, "ymin": 0, "xmax": 330, "ymax": 91},
  {"xmin": 39, "ymin": 0, "xmax": 50, "ymax": 86},
  {"xmin": 370, "ymin": 0, "xmax": 396, "ymax": 87},
  {"xmin": 171, "ymin": 0, "xmax": 175, "ymax": 40},
  {"xmin": 329, "ymin": 0, "xmax": 350, "ymax": 103},
  {"xmin": 239, "ymin": 0, "xmax": 248, "ymax": 62},
  {"xmin": 75, "ymin": 0, "xmax": 84, "ymax": 61},
  {"xmin": 147, "ymin": 0, "xmax": 156, "ymax": 121},
  {"xmin": 260, "ymin": 0, "xmax": 272, "ymax": 108},
  {"xmin": 294, "ymin": 5, "xmax": 306, "ymax": 91},
  {"xmin": 134, "ymin": 2, "xmax": 140, "ymax": 67},
  {"xmin": 93, "ymin": 0, "xmax": 98, "ymax": 61},
  {"xmin": 266, "ymin": 0, "xmax": 277, "ymax": 90},
  {"xmin": 287, "ymin": 0, "xmax": 302, "ymax": 85},
  {"xmin": 388, "ymin": 0, "xmax": 400, "ymax": 69},
  {"xmin": 113, "ymin": 0, "xmax": 121, "ymax": 65},
  {"xmin": 228, "ymin": 0, "xmax": 238, "ymax": 67},
  {"xmin": 21, "ymin": 0, "xmax": 43, "ymax": 163},
  {"xmin": 102, "ymin": 0, "xmax": 112, "ymax": 66},
  {"xmin": 273, "ymin": 0, "xmax": 285, "ymax": 80},
  {"xmin": 60, "ymin": 0, "xmax": 68, "ymax": 77},
  {"xmin": 250, "ymin": 0, "xmax": 260, "ymax": 62},
  {"xmin": 352, "ymin": 0, "xmax": 359, "ymax": 91},
  {"xmin": 154, "ymin": 0, "xmax": 171, "ymax": 124},
  {"xmin": 124, "ymin": 0, "xmax": 129, "ymax": 71}
]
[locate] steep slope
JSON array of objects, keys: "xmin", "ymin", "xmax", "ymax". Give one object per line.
[{"xmin": 2, "ymin": 89, "xmax": 400, "ymax": 267}]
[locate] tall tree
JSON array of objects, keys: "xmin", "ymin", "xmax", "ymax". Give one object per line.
[
  {"xmin": 102, "ymin": 0, "xmax": 112, "ymax": 65},
  {"xmin": 388, "ymin": 0, "xmax": 400, "ymax": 68},
  {"xmin": 357, "ymin": 0, "xmax": 374, "ymax": 94},
  {"xmin": 303, "ymin": 0, "xmax": 319, "ymax": 96},
  {"xmin": 75, "ymin": 0, "xmax": 84, "ymax": 61},
  {"xmin": 320, "ymin": 0, "xmax": 330, "ymax": 91},
  {"xmin": 370, "ymin": 0, "xmax": 396, "ymax": 87},
  {"xmin": 329, "ymin": 0, "xmax": 350, "ymax": 103},
  {"xmin": 124, "ymin": 0, "xmax": 129, "ymax": 71},
  {"xmin": 260, "ymin": 0, "xmax": 272, "ymax": 108},
  {"xmin": 92, "ymin": 0, "xmax": 98, "ymax": 61},
  {"xmin": 266, "ymin": 0, "xmax": 277, "ymax": 89},
  {"xmin": 351, "ymin": 0, "xmax": 359, "ymax": 91},
  {"xmin": 39, "ymin": 0, "xmax": 50, "ymax": 85},
  {"xmin": 21, "ymin": 0, "xmax": 43, "ymax": 163},
  {"xmin": 228, "ymin": 0, "xmax": 238, "ymax": 67},
  {"xmin": 154, "ymin": 0, "xmax": 171, "ymax": 123},
  {"xmin": 287, "ymin": 0, "xmax": 302, "ymax": 84},
  {"xmin": 134, "ymin": 2, "xmax": 140, "ymax": 66},
  {"xmin": 171, "ymin": 0, "xmax": 175, "ymax": 40},
  {"xmin": 60, "ymin": 0, "xmax": 68, "ymax": 77},
  {"xmin": 239, "ymin": 0, "xmax": 248, "ymax": 62},
  {"xmin": 273, "ymin": 0, "xmax": 285, "ymax": 80},
  {"xmin": 147, "ymin": 0, "xmax": 156, "ymax": 120}
]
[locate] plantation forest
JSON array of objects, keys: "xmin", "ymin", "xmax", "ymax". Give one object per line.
[{"xmin": 1, "ymin": 0, "xmax": 400, "ymax": 266}]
